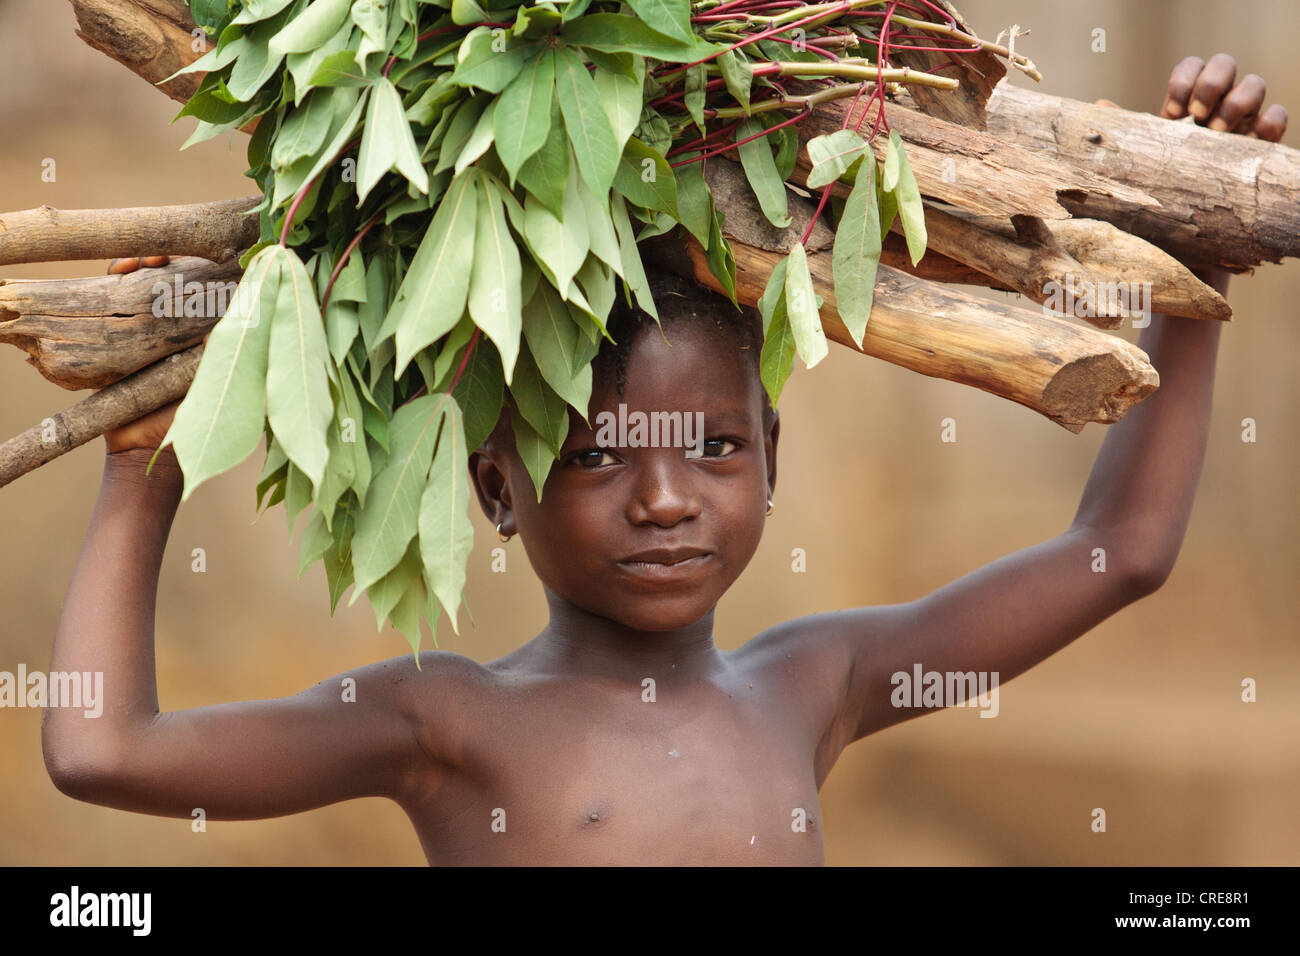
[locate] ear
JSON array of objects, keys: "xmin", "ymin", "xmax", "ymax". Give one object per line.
[
  {"xmin": 469, "ymin": 445, "xmax": 515, "ymax": 536},
  {"xmin": 764, "ymin": 409, "xmax": 780, "ymax": 500}
]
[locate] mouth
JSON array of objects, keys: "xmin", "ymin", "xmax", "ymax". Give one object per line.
[{"xmin": 616, "ymin": 548, "xmax": 713, "ymax": 583}]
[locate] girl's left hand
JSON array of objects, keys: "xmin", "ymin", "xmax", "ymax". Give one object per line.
[{"xmin": 1158, "ymin": 53, "xmax": 1287, "ymax": 139}]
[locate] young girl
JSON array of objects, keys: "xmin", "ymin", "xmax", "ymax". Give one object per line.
[{"xmin": 42, "ymin": 55, "xmax": 1287, "ymax": 865}]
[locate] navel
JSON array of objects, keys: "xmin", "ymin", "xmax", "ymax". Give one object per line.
[{"xmin": 579, "ymin": 801, "xmax": 613, "ymax": 829}]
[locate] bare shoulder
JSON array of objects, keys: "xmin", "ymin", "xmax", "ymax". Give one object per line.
[
  {"xmin": 331, "ymin": 650, "xmax": 494, "ymax": 769},
  {"xmin": 734, "ymin": 605, "xmax": 907, "ymax": 682},
  {"xmin": 730, "ymin": 611, "xmax": 857, "ymax": 725}
]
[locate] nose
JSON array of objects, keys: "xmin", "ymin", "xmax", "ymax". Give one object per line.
[{"xmin": 626, "ymin": 450, "xmax": 702, "ymax": 527}]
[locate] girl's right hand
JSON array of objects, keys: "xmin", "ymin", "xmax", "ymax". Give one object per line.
[{"xmin": 104, "ymin": 400, "xmax": 181, "ymax": 455}]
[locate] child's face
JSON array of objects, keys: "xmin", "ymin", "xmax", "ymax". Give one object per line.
[{"xmin": 471, "ymin": 320, "xmax": 779, "ymax": 632}]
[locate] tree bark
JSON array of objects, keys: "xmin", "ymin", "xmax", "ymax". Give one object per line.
[
  {"xmin": 0, "ymin": 344, "xmax": 202, "ymax": 489},
  {"xmin": 886, "ymin": 0, "xmax": 1007, "ymax": 131},
  {"xmin": 0, "ymin": 197, "xmax": 260, "ymax": 266},
  {"xmin": 792, "ymin": 94, "xmax": 1159, "ymax": 221},
  {"xmin": 984, "ymin": 83, "xmax": 1300, "ymax": 269},
  {"xmin": 0, "ymin": 257, "xmax": 238, "ymax": 389},
  {"xmin": 916, "ymin": 206, "xmax": 1231, "ymax": 324},
  {"xmin": 67, "ymin": 0, "xmax": 208, "ymax": 103}
]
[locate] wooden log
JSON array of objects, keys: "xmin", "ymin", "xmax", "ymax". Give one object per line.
[
  {"xmin": 0, "ymin": 343, "xmax": 202, "ymax": 489},
  {"xmin": 0, "ymin": 197, "xmax": 260, "ymax": 266},
  {"xmin": 879, "ymin": 232, "xmax": 1000, "ymax": 286},
  {"xmin": 914, "ymin": 205, "xmax": 1231, "ymax": 324},
  {"xmin": 67, "ymin": 0, "xmax": 208, "ymax": 104},
  {"xmin": 1043, "ymin": 219, "xmax": 1230, "ymax": 321},
  {"xmin": 984, "ymin": 83, "xmax": 1300, "ymax": 269},
  {"xmin": 0, "ymin": 257, "xmax": 237, "ymax": 389},
  {"xmin": 793, "ymin": 95, "xmax": 1160, "ymax": 221}
]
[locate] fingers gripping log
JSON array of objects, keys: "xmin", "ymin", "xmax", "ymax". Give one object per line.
[{"xmin": 0, "ymin": 344, "xmax": 202, "ymax": 489}]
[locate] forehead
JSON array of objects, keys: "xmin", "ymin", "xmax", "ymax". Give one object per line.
[{"xmin": 593, "ymin": 319, "xmax": 761, "ymax": 420}]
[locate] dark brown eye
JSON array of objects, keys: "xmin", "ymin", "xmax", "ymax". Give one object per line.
[
  {"xmin": 573, "ymin": 449, "xmax": 617, "ymax": 468},
  {"xmin": 700, "ymin": 439, "xmax": 737, "ymax": 457}
]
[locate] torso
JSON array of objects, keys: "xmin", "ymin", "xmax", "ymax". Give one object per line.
[{"xmin": 397, "ymin": 641, "xmax": 840, "ymax": 865}]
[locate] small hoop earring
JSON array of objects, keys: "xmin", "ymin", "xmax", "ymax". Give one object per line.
[
  {"xmin": 765, "ymin": 498, "xmax": 774, "ymax": 517},
  {"xmin": 496, "ymin": 521, "xmax": 513, "ymax": 542}
]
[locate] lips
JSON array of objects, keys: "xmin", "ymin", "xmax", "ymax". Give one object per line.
[
  {"xmin": 616, "ymin": 546, "xmax": 713, "ymax": 583},
  {"xmin": 620, "ymin": 546, "xmax": 710, "ymax": 564}
]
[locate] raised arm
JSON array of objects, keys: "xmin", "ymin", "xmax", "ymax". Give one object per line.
[
  {"xmin": 42, "ymin": 435, "xmax": 457, "ymax": 821},
  {"xmin": 793, "ymin": 55, "xmax": 1288, "ymax": 751}
]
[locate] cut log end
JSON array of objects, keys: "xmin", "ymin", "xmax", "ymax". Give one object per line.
[{"xmin": 1043, "ymin": 350, "xmax": 1160, "ymax": 432}]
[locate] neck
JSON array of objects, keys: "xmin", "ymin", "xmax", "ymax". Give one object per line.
[{"xmin": 526, "ymin": 587, "xmax": 725, "ymax": 680}]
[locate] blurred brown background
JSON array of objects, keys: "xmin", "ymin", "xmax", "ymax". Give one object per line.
[{"xmin": 1, "ymin": 0, "xmax": 1296, "ymax": 865}]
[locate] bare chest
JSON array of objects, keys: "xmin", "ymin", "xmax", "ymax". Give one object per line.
[{"xmin": 408, "ymin": 681, "xmax": 826, "ymax": 865}]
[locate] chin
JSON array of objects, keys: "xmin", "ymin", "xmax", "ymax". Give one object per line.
[{"xmin": 617, "ymin": 601, "xmax": 715, "ymax": 633}]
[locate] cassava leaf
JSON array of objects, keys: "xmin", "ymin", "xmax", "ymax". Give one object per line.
[
  {"xmin": 266, "ymin": 246, "xmax": 333, "ymax": 490},
  {"xmin": 452, "ymin": 26, "xmax": 533, "ymax": 93},
  {"xmin": 890, "ymin": 131, "xmax": 928, "ymax": 266},
  {"xmin": 510, "ymin": 406, "xmax": 558, "ymax": 503},
  {"xmin": 418, "ymin": 395, "xmax": 475, "ymax": 635},
  {"xmin": 523, "ymin": 161, "xmax": 588, "ymax": 295},
  {"xmin": 718, "ymin": 50, "xmax": 753, "ymax": 114},
  {"xmin": 494, "ymin": 48, "xmax": 555, "ymax": 184},
  {"xmin": 783, "ymin": 242, "xmax": 828, "ymax": 369},
  {"xmin": 612, "ymin": 137, "xmax": 679, "ymax": 218},
  {"xmin": 553, "ymin": 45, "xmax": 620, "ymax": 201},
  {"xmin": 467, "ymin": 174, "xmax": 523, "ymax": 383},
  {"xmin": 350, "ymin": 393, "xmax": 445, "ymax": 594},
  {"xmin": 593, "ymin": 54, "xmax": 644, "ymax": 152},
  {"xmin": 736, "ymin": 118, "xmax": 791, "ymax": 228},
  {"xmin": 390, "ymin": 171, "xmax": 479, "ymax": 376},
  {"xmin": 806, "ymin": 129, "xmax": 868, "ymax": 190},
  {"xmin": 449, "ymin": 334, "xmax": 505, "ymax": 453},
  {"xmin": 522, "ymin": 282, "xmax": 594, "ymax": 422},
  {"xmin": 508, "ymin": 342, "xmax": 569, "ymax": 455},
  {"xmin": 759, "ymin": 293, "xmax": 797, "ymax": 409},
  {"xmin": 162, "ymin": 244, "xmax": 280, "ymax": 501},
  {"xmin": 269, "ymin": 0, "xmax": 352, "ymax": 57},
  {"xmin": 559, "ymin": 14, "xmax": 720, "ymax": 62},
  {"xmin": 356, "ymin": 77, "xmax": 429, "ymax": 204},
  {"xmin": 516, "ymin": 97, "xmax": 568, "ymax": 218},
  {"xmin": 832, "ymin": 157, "xmax": 881, "ymax": 347},
  {"xmin": 623, "ymin": 0, "xmax": 694, "ymax": 44}
]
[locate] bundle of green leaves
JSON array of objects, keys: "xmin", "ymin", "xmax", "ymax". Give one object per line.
[{"xmin": 164, "ymin": 0, "xmax": 963, "ymax": 656}]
